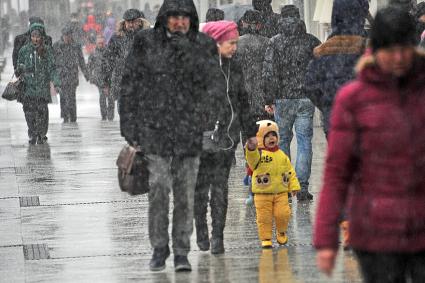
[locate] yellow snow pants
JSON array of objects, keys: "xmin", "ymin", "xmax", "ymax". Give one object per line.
[{"xmin": 254, "ymin": 192, "xmax": 291, "ymax": 241}]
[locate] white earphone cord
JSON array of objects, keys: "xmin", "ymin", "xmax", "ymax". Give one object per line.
[{"xmin": 219, "ymin": 54, "xmax": 235, "ymax": 151}]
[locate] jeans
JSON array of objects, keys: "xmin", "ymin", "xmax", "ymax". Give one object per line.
[
  {"xmin": 146, "ymin": 154, "xmax": 200, "ymax": 256},
  {"xmin": 274, "ymin": 98, "xmax": 314, "ymax": 192},
  {"xmin": 194, "ymin": 150, "xmax": 234, "ymax": 245},
  {"xmin": 355, "ymin": 250, "xmax": 425, "ymax": 283}
]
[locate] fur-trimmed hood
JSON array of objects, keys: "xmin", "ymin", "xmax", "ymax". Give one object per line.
[
  {"xmin": 313, "ymin": 35, "xmax": 366, "ymax": 58},
  {"xmin": 116, "ymin": 18, "xmax": 151, "ymax": 36}
]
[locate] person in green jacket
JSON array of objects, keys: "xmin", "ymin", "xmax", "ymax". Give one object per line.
[{"xmin": 17, "ymin": 23, "xmax": 60, "ymax": 145}]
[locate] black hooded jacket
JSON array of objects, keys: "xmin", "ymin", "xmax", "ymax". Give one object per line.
[
  {"xmin": 236, "ymin": 31, "xmax": 269, "ymax": 117},
  {"xmin": 252, "ymin": 0, "xmax": 280, "ymax": 38},
  {"xmin": 119, "ymin": 0, "xmax": 225, "ymax": 157},
  {"xmin": 262, "ymin": 17, "xmax": 321, "ymax": 102}
]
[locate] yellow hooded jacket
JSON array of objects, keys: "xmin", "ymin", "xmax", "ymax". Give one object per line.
[{"xmin": 245, "ymin": 120, "xmax": 300, "ymax": 194}]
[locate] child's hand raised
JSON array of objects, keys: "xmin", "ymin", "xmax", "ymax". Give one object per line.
[{"xmin": 246, "ymin": 137, "xmax": 258, "ymax": 151}]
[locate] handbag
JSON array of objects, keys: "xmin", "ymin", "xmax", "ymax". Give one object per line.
[
  {"xmin": 1, "ymin": 75, "xmax": 23, "ymax": 101},
  {"xmin": 116, "ymin": 144, "xmax": 149, "ymax": 195}
]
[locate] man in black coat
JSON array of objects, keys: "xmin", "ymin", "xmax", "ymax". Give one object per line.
[
  {"xmin": 12, "ymin": 16, "xmax": 52, "ymax": 75},
  {"xmin": 119, "ymin": 0, "xmax": 224, "ymax": 273},
  {"xmin": 53, "ymin": 26, "xmax": 89, "ymax": 123}
]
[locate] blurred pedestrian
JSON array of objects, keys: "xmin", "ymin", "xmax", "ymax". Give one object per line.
[
  {"xmin": 68, "ymin": 12, "xmax": 85, "ymax": 46},
  {"xmin": 103, "ymin": 16, "xmax": 116, "ymax": 45},
  {"xmin": 246, "ymin": 120, "xmax": 300, "ymax": 248},
  {"xmin": 195, "ymin": 20, "xmax": 257, "ymax": 254},
  {"xmin": 205, "ymin": 8, "xmax": 224, "ymax": 22},
  {"xmin": 119, "ymin": 0, "xmax": 224, "ymax": 272},
  {"xmin": 314, "ymin": 8, "xmax": 425, "ymax": 282},
  {"xmin": 16, "ymin": 23, "xmax": 60, "ymax": 145},
  {"xmin": 53, "ymin": 26, "xmax": 89, "ymax": 123},
  {"xmin": 87, "ymin": 36, "xmax": 113, "ymax": 121},
  {"xmin": 237, "ymin": 10, "xmax": 269, "ymax": 120},
  {"xmin": 1, "ymin": 16, "xmax": 10, "ymax": 49},
  {"xmin": 82, "ymin": 14, "xmax": 102, "ymax": 54},
  {"xmin": 252, "ymin": 0, "xmax": 280, "ymax": 38},
  {"xmin": 262, "ymin": 16, "xmax": 320, "ymax": 201},
  {"xmin": 12, "ymin": 16, "xmax": 53, "ymax": 75},
  {"xmin": 101, "ymin": 9, "xmax": 150, "ymax": 112},
  {"xmin": 305, "ymin": 0, "xmax": 369, "ymax": 138},
  {"xmin": 415, "ymin": 2, "xmax": 425, "ymax": 42}
]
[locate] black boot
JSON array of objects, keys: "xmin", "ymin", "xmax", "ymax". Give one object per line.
[
  {"xmin": 149, "ymin": 246, "xmax": 170, "ymax": 272},
  {"xmin": 211, "ymin": 237, "xmax": 224, "ymax": 254},
  {"xmin": 174, "ymin": 255, "xmax": 191, "ymax": 272},
  {"xmin": 36, "ymin": 136, "xmax": 45, "ymax": 144},
  {"xmin": 297, "ymin": 191, "xmax": 314, "ymax": 201}
]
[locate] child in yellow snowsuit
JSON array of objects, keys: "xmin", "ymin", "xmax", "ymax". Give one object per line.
[{"xmin": 246, "ymin": 120, "xmax": 300, "ymax": 248}]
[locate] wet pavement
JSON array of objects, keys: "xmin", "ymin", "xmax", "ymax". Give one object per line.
[{"xmin": 0, "ymin": 49, "xmax": 363, "ymax": 283}]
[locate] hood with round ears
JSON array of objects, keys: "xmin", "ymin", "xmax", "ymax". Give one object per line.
[
  {"xmin": 154, "ymin": 0, "xmax": 199, "ymax": 34},
  {"xmin": 252, "ymin": 0, "xmax": 272, "ymax": 12},
  {"xmin": 256, "ymin": 120, "xmax": 279, "ymax": 149},
  {"xmin": 331, "ymin": 0, "xmax": 369, "ymax": 37}
]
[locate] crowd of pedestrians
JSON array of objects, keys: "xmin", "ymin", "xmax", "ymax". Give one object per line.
[{"xmin": 4, "ymin": 0, "xmax": 425, "ymax": 281}]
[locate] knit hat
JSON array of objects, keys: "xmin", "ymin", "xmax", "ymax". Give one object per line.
[
  {"xmin": 123, "ymin": 9, "xmax": 144, "ymax": 21},
  {"xmin": 206, "ymin": 8, "xmax": 224, "ymax": 22},
  {"xmin": 370, "ymin": 7, "xmax": 417, "ymax": 51},
  {"xmin": 29, "ymin": 23, "xmax": 46, "ymax": 35},
  {"xmin": 256, "ymin": 120, "xmax": 279, "ymax": 149},
  {"xmin": 202, "ymin": 21, "xmax": 239, "ymax": 44},
  {"xmin": 281, "ymin": 5, "xmax": 300, "ymax": 19},
  {"xmin": 29, "ymin": 16, "xmax": 44, "ymax": 25}
]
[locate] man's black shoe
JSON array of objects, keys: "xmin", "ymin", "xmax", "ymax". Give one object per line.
[
  {"xmin": 149, "ymin": 246, "xmax": 170, "ymax": 272},
  {"xmin": 211, "ymin": 238, "xmax": 224, "ymax": 254},
  {"xmin": 28, "ymin": 137, "xmax": 36, "ymax": 145},
  {"xmin": 197, "ymin": 240, "xmax": 210, "ymax": 251},
  {"xmin": 174, "ymin": 255, "xmax": 191, "ymax": 272},
  {"xmin": 36, "ymin": 136, "xmax": 45, "ymax": 144}
]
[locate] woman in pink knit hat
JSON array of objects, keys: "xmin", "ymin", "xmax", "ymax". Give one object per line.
[{"xmin": 193, "ymin": 20, "xmax": 258, "ymax": 254}]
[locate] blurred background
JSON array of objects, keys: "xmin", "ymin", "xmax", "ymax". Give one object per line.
[{"xmin": 0, "ymin": 0, "xmax": 424, "ymax": 48}]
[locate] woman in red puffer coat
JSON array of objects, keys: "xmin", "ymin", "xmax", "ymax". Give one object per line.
[{"xmin": 314, "ymin": 7, "xmax": 425, "ymax": 283}]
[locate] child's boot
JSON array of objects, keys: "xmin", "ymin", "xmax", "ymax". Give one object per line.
[
  {"xmin": 340, "ymin": 221, "xmax": 350, "ymax": 250},
  {"xmin": 277, "ymin": 232, "xmax": 288, "ymax": 245},
  {"xmin": 245, "ymin": 194, "xmax": 254, "ymax": 205},
  {"xmin": 261, "ymin": 240, "xmax": 273, "ymax": 249}
]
